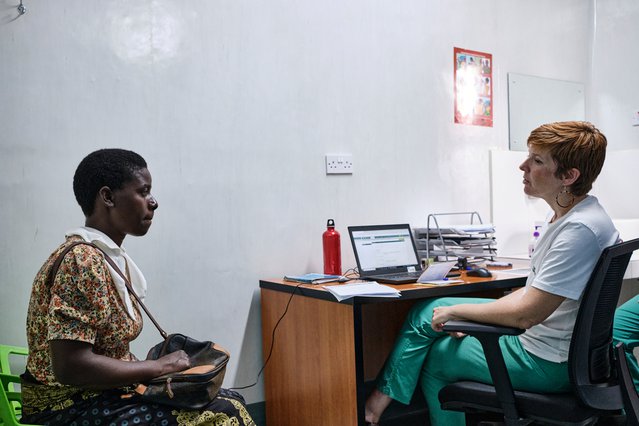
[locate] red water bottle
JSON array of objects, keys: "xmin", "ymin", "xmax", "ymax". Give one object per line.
[{"xmin": 323, "ymin": 219, "xmax": 342, "ymax": 275}]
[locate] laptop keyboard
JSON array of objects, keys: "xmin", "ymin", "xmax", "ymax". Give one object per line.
[{"xmin": 381, "ymin": 271, "xmax": 422, "ymax": 280}]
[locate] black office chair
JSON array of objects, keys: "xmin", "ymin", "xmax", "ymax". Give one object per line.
[
  {"xmin": 614, "ymin": 342, "xmax": 639, "ymax": 426},
  {"xmin": 438, "ymin": 237, "xmax": 639, "ymax": 426}
]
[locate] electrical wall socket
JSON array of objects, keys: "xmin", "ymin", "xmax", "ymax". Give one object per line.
[{"xmin": 325, "ymin": 154, "xmax": 353, "ymax": 175}]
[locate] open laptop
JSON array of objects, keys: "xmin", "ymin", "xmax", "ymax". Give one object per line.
[{"xmin": 348, "ymin": 224, "xmax": 423, "ymax": 284}]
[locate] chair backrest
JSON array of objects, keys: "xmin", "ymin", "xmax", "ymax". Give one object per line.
[
  {"xmin": 0, "ymin": 345, "xmax": 28, "ymax": 376},
  {"xmin": 569, "ymin": 237, "xmax": 639, "ymax": 410}
]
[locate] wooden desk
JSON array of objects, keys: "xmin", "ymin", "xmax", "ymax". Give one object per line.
[{"xmin": 259, "ymin": 265, "xmax": 528, "ymax": 426}]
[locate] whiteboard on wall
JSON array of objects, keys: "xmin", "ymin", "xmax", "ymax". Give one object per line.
[{"xmin": 507, "ymin": 73, "xmax": 585, "ymax": 151}]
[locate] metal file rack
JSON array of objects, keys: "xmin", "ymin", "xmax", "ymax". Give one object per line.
[{"xmin": 414, "ymin": 211, "xmax": 497, "ymax": 261}]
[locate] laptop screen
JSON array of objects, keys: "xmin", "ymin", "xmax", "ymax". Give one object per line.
[{"xmin": 348, "ymin": 224, "xmax": 421, "ymax": 274}]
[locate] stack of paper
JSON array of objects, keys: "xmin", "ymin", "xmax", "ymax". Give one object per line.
[
  {"xmin": 441, "ymin": 224, "xmax": 496, "ymax": 235},
  {"xmin": 323, "ymin": 282, "xmax": 401, "ymax": 302}
]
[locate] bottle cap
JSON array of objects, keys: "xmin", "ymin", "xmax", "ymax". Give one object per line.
[{"xmin": 327, "ymin": 219, "xmax": 335, "ymax": 227}]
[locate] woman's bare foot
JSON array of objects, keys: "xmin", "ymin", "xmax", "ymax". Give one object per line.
[{"xmin": 365, "ymin": 388, "xmax": 392, "ymax": 424}]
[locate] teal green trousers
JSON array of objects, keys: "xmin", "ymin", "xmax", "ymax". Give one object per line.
[
  {"xmin": 614, "ymin": 294, "xmax": 639, "ymax": 390},
  {"xmin": 376, "ymin": 297, "xmax": 570, "ymax": 426}
]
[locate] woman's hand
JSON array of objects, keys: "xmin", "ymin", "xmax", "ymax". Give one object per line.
[
  {"xmin": 431, "ymin": 306, "xmax": 467, "ymax": 338},
  {"xmin": 432, "ymin": 305, "xmax": 458, "ymax": 332},
  {"xmin": 156, "ymin": 350, "xmax": 191, "ymax": 376}
]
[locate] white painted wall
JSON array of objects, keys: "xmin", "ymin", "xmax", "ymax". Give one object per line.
[
  {"xmin": 589, "ymin": 1, "xmax": 639, "ymax": 154},
  {"xmin": 589, "ymin": 0, "xmax": 639, "ymax": 219},
  {"xmin": 0, "ymin": 0, "xmax": 635, "ymax": 404}
]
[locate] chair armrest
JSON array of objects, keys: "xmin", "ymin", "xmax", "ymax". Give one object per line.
[
  {"xmin": 442, "ymin": 320, "xmax": 526, "ymax": 423},
  {"xmin": 442, "ymin": 320, "xmax": 525, "ymax": 337}
]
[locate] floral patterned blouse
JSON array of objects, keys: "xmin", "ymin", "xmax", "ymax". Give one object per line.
[{"xmin": 24, "ymin": 236, "xmax": 143, "ymax": 412}]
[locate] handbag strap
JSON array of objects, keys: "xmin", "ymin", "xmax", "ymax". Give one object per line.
[{"xmin": 47, "ymin": 241, "xmax": 169, "ymax": 340}]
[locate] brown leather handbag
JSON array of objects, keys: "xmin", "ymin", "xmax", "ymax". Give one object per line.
[{"xmin": 50, "ymin": 242, "xmax": 230, "ymax": 410}]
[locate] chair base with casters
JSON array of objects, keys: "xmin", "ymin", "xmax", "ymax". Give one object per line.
[{"xmin": 438, "ymin": 238, "xmax": 639, "ymax": 426}]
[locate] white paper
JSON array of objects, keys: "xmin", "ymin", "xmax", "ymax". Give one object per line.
[
  {"xmin": 417, "ymin": 261, "xmax": 457, "ymax": 283},
  {"xmin": 416, "ymin": 279, "xmax": 465, "ymax": 286},
  {"xmin": 323, "ymin": 282, "xmax": 401, "ymax": 302}
]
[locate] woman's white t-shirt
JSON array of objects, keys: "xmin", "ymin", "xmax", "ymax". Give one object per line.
[{"xmin": 518, "ymin": 195, "xmax": 619, "ymax": 363}]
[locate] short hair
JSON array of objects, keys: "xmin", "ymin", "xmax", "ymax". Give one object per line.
[
  {"xmin": 527, "ymin": 121, "xmax": 607, "ymax": 196},
  {"xmin": 73, "ymin": 148, "xmax": 148, "ymax": 216}
]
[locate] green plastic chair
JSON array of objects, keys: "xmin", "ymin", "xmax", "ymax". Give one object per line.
[
  {"xmin": 0, "ymin": 345, "xmax": 28, "ymax": 376},
  {"xmin": 0, "ymin": 345, "xmax": 29, "ymax": 425},
  {"xmin": 0, "ymin": 373, "xmax": 39, "ymax": 426}
]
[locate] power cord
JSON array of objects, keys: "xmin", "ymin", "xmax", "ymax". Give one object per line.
[
  {"xmin": 230, "ymin": 268, "xmax": 359, "ymax": 390},
  {"xmin": 229, "ymin": 281, "xmax": 303, "ymax": 391},
  {"xmin": 342, "ymin": 267, "xmax": 359, "ymax": 279}
]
